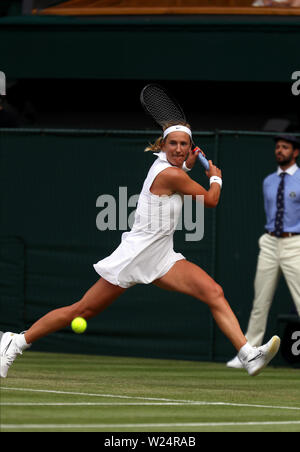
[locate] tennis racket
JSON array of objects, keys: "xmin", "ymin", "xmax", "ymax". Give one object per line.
[{"xmin": 140, "ymin": 84, "xmax": 210, "ymax": 171}]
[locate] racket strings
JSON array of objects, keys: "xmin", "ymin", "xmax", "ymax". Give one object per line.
[{"xmin": 141, "ymin": 85, "xmax": 186, "ymax": 128}]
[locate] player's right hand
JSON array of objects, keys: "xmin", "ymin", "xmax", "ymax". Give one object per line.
[{"xmin": 206, "ymin": 160, "xmax": 222, "ymax": 179}]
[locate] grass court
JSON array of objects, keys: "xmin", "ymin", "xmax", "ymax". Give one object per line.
[{"xmin": 0, "ymin": 351, "xmax": 300, "ymax": 432}]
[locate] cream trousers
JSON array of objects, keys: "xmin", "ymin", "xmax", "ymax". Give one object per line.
[{"xmin": 245, "ymin": 233, "xmax": 300, "ymax": 347}]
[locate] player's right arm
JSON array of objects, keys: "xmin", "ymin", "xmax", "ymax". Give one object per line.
[{"xmin": 160, "ymin": 161, "xmax": 222, "ymax": 208}]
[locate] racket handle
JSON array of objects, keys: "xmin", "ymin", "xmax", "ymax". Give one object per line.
[{"xmin": 193, "ymin": 147, "xmax": 210, "ymax": 171}]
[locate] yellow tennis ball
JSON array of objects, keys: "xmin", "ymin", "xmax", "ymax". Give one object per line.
[{"xmin": 71, "ymin": 317, "xmax": 87, "ymax": 334}]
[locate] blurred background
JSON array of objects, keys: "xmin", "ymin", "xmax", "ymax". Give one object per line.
[{"xmin": 0, "ymin": 0, "xmax": 299, "ymax": 366}]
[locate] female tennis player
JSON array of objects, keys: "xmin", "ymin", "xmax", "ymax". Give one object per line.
[{"xmin": 0, "ymin": 123, "xmax": 280, "ymax": 378}]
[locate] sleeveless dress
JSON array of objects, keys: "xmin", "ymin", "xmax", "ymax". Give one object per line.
[{"xmin": 93, "ymin": 151, "xmax": 186, "ymax": 288}]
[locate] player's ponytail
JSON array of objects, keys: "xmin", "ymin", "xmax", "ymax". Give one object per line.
[{"xmin": 144, "ymin": 136, "xmax": 164, "ymax": 152}]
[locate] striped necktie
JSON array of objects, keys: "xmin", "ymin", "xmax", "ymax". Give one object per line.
[{"xmin": 274, "ymin": 172, "xmax": 286, "ymax": 237}]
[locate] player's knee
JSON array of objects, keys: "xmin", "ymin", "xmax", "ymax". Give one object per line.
[
  {"xmin": 70, "ymin": 300, "xmax": 98, "ymax": 320},
  {"xmin": 67, "ymin": 301, "xmax": 82, "ymax": 319},
  {"xmin": 206, "ymin": 282, "xmax": 224, "ymax": 305}
]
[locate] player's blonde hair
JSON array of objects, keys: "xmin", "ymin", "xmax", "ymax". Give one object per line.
[{"xmin": 144, "ymin": 121, "xmax": 192, "ymax": 152}]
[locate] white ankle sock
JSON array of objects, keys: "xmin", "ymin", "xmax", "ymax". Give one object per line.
[
  {"xmin": 238, "ymin": 342, "xmax": 254, "ymax": 361},
  {"xmin": 15, "ymin": 333, "xmax": 30, "ymax": 351}
]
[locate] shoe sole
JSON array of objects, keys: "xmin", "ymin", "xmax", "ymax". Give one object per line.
[{"xmin": 251, "ymin": 336, "xmax": 281, "ymax": 377}]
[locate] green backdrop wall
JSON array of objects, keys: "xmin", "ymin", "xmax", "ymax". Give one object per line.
[
  {"xmin": 0, "ymin": 15, "xmax": 300, "ymax": 82},
  {"xmin": 0, "ymin": 129, "xmax": 295, "ymax": 363}
]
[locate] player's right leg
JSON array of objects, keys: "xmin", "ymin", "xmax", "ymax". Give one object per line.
[
  {"xmin": 0, "ymin": 278, "xmax": 126, "ymax": 378},
  {"xmin": 24, "ymin": 277, "xmax": 126, "ymax": 344}
]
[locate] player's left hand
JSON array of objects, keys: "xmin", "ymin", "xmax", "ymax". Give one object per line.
[{"xmin": 184, "ymin": 147, "xmax": 202, "ymax": 170}]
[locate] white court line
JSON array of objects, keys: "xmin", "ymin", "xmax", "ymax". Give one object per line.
[
  {"xmin": 1, "ymin": 402, "xmax": 193, "ymax": 406},
  {"xmin": 1, "ymin": 386, "xmax": 195, "ymax": 402},
  {"xmin": 1, "ymin": 421, "xmax": 300, "ymax": 429},
  {"xmin": 1, "ymin": 386, "xmax": 300, "ymax": 411},
  {"xmin": 1, "ymin": 401, "xmax": 300, "ymax": 411}
]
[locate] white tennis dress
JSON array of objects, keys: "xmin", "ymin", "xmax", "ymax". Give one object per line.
[{"xmin": 93, "ymin": 151, "xmax": 186, "ymax": 288}]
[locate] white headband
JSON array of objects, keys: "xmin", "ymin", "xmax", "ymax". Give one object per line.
[{"xmin": 163, "ymin": 125, "xmax": 192, "ymax": 140}]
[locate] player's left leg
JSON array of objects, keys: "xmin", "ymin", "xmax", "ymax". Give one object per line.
[
  {"xmin": 153, "ymin": 259, "xmax": 246, "ymax": 351},
  {"xmin": 153, "ymin": 259, "xmax": 280, "ymax": 376}
]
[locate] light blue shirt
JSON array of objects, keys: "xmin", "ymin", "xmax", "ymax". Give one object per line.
[{"xmin": 263, "ymin": 164, "xmax": 300, "ymax": 233}]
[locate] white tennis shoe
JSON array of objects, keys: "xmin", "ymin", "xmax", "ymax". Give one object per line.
[
  {"xmin": 226, "ymin": 355, "xmax": 243, "ymax": 369},
  {"xmin": 0, "ymin": 331, "xmax": 30, "ymax": 378},
  {"xmin": 238, "ymin": 336, "xmax": 281, "ymax": 377}
]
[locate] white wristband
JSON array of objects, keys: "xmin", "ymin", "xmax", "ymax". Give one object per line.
[
  {"xmin": 182, "ymin": 161, "xmax": 192, "ymax": 172},
  {"xmin": 210, "ymin": 176, "xmax": 222, "ymax": 188}
]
